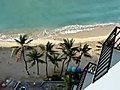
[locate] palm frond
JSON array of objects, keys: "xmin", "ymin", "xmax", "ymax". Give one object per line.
[
  {"xmin": 14, "ymin": 39, "xmax": 21, "ymax": 44},
  {"xmin": 20, "ymin": 35, "xmax": 23, "ymax": 41},
  {"xmin": 95, "ymin": 40, "xmax": 105, "ymax": 55},
  {"xmin": 27, "ymin": 48, "xmax": 44, "ymax": 65},
  {"xmin": 97, "ymin": 40, "xmax": 104, "ymax": 45},
  {"xmin": 20, "ymin": 35, "xmax": 24, "ymax": 44},
  {"xmin": 96, "ymin": 45, "xmax": 102, "ymax": 48},
  {"xmin": 61, "ymin": 39, "xmax": 74, "ymax": 50},
  {"xmin": 11, "ymin": 46, "xmax": 19, "ymax": 48},
  {"xmin": 46, "ymin": 41, "xmax": 55, "ymax": 51},
  {"xmin": 38, "ymin": 59, "xmax": 46, "ymax": 64},
  {"xmin": 95, "ymin": 48, "xmax": 102, "ymax": 51},
  {"xmin": 37, "ymin": 53, "xmax": 44, "ymax": 58},
  {"xmin": 15, "ymin": 35, "xmax": 29, "ymax": 45},
  {"xmin": 84, "ymin": 53, "xmax": 92, "ymax": 58},
  {"xmin": 75, "ymin": 59, "xmax": 80, "ymax": 64},
  {"xmin": 76, "ymin": 43, "xmax": 92, "ymax": 61},
  {"xmin": 95, "ymin": 53, "xmax": 100, "ymax": 55},
  {"xmin": 38, "ymin": 44, "xmax": 45, "ymax": 51},
  {"xmin": 23, "ymin": 34, "xmax": 27, "ymax": 39},
  {"xmin": 29, "ymin": 61, "xmax": 36, "ymax": 68},
  {"xmin": 25, "ymin": 39, "xmax": 33, "ymax": 44},
  {"xmin": 20, "ymin": 35, "xmax": 27, "ymax": 44},
  {"xmin": 24, "ymin": 46, "xmax": 34, "ymax": 50},
  {"xmin": 60, "ymin": 54, "xmax": 67, "ymax": 60},
  {"xmin": 47, "ymin": 54, "xmax": 53, "ymax": 60},
  {"xmin": 11, "ymin": 47, "xmax": 21, "ymax": 57},
  {"xmin": 55, "ymin": 62, "xmax": 59, "ymax": 68},
  {"xmin": 57, "ymin": 58, "xmax": 62, "ymax": 61}
]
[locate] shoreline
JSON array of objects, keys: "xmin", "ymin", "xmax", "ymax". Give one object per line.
[
  {"xmin": 0, "ymin": 23, "xmax": 117, "ymax": 43},
  {"xmin": 0, "ymin": 24, "xmax": 116, "ymax": 47}
]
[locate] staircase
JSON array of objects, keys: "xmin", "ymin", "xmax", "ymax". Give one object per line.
[
  {"xmin": 85, "ymin": 59, "xmax": 120, "ymax": 90},
  {"xmin": 73, "ymin": 26, "xmax": 120, "ymax": 90}
]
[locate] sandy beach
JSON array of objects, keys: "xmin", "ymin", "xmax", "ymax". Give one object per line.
[{"xmin": 0, "ymin": 24, "xmax": 117, "ymax": 81}]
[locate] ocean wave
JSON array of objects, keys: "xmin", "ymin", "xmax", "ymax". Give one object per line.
[
  {"xmin": 52, "ymin": 22, "xmax": 116, "ymax": 35},
  {"xmin": 0, "ymin": 23, "xmax": 118, "ymax": 42}
]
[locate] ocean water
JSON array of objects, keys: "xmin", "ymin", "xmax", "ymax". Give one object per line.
[{"xmin": 0, "ymin": 0, "xmax": 120, "ymax": 39}]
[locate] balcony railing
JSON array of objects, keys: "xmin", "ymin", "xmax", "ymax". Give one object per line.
[
  {"xmin": 93, "ymin": 26, "xmax": 120, "ymax": 83},
  {"xmin": 76, "ymin": 62, "xmax": 96, "ymax": 90}
]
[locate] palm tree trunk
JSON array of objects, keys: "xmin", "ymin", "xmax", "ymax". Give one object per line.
[
  {"xmin": 60, "ymin": 59, "xmax": 66, "ymax": 78},
  {"xmin": 75, "ymin": 53, "xmax": 83, "ymax": 72},
  {"xmin": 76, "ymin": 61, "xmax": 80, "ymax": 72},
  {"xmin": 37, "ymin": 60, "xmax": 39, "ymax": 75},
  {"xmin": 68, "ymin": 74, "xmax": 72, "ymax": 90},
  {"xmin": 22, "ymin": 49, "xmax": 30, "ymax": 75},
  {"xmin": 54, "ymin": 65, "xmax": 56, "ymax": 73},
  {"xmin": 66, "ymin": 57, "xmax": 71, "ymax": 71},
  {"xmin": 45, "ymin": 53, "xmax": 48, "ymax": 78}
]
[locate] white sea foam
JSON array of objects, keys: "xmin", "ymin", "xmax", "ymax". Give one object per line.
[
  {"xmin": 54, "ymin": 23, "xmax": 115, "ymax": 35},
  {"xmin": 0, "ymin": 23, "xmax": 117, "ymax": 41}
]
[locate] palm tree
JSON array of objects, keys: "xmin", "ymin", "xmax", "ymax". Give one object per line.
[
  {"xmin": 95, "ymin": 40, "xmax": 104, "ymax": 55},
  {"xmin": 48, "ymin": 53, "xmax": 62, "ymax": 73},
  {"xmin": 59, "ymin": 55, "xmax": 67, "ymax": 78},
  {"xmin": 75, "ymin": 43, "xmax": 92, "ymax": 72},
  {"xmin": 58, "ymin": 39, "xmax": 77, "ymax": 78},
  {"xmin": 11, "ymin": 34, "xmax": 33, "ymax": 75},
  {"xmin": 27, "ymin": 49, "xmax": 45, "ymax": 75},
  {"xmin": 96, "ymin": 40, "xmax": 120, "ymax": 51},
  {"xmin": 59, "ymin": 39, "xmax": 77, "ymax": 71},
  {"xmin": 38, "ymin": 41, "xmax": 55, "ymax": 78}
]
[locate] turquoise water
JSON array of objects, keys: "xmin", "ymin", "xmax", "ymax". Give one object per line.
[{"xmin": 0, "ymin": 0, "xmax": 120, "ymax": 30}]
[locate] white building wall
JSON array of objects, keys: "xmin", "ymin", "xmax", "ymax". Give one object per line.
[
  {"xmin": 111, "ymin": 49, "xmax": 120, "ymax": 67},
  {"xmin": 85, "ymin": 49, "xmax": 120, "ymax": 90},
  {"xmin": 82, "ymin": 72, "xmax": 94, "ymax": 90}
]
